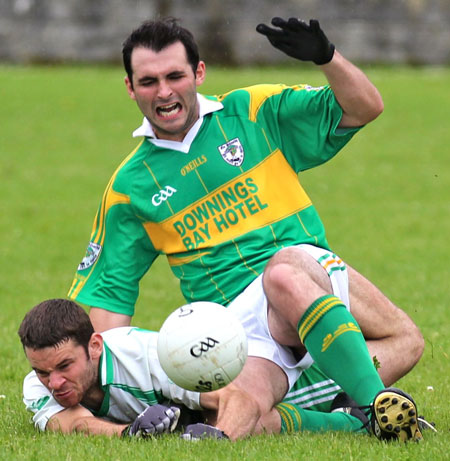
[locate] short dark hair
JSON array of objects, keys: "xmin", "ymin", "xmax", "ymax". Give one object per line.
[
  {"xmin": 18, "ymin": 299, "xmax": 94, "ymax": 356},
  {"xmin": 122, "ymin": 17, "xmax": 200, "ymax": 83}
]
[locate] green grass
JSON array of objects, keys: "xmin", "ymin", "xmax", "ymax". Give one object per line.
[{"xmin": 0, "ymin": 63, "xmax": 449, "ymax": 459}]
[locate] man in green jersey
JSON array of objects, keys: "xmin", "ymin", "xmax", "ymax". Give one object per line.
[{"xmin": 67, "ymin": 18, "xmax": 425, "ymax": 441}]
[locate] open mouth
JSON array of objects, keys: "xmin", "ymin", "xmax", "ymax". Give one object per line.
[{"xmin": 156, "ymin": 102, "xmax": 182, "ymax": 118}]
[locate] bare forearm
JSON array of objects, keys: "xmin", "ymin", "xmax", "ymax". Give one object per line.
[
  {"xmin": 321, "ymin": 50, "xmax": 384, "ymax": 127},
  {"xmin": 46, "ymin": 406, "xmax": 127, "ymax": 436},
  {"xmin": 70, "ymin": 416, "xmax": 127, "ymax": 437}
]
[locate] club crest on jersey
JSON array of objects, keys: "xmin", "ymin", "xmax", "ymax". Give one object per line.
[
  {"xmin": 78, "ymin": 242, "xmax": 102, "ymax": 271},
  {"xmin": 218, "ymin": 138, "xmax": 244, "ymax": 167}
]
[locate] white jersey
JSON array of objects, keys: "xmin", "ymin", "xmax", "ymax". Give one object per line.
[{"xmin": 23, "ymin": 327, "xmax": 201, "ymax": 431}]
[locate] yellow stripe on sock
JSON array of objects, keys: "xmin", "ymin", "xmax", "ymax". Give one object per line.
[
  {"xmin": 276, "ymin": 403, "xmax": 302, "ymax": 433},
  {"xmin": 298, "ymin": 296, "xmax": 342, "ymax": 342},
  {"xmin": 276, "ymin": 403, "xmax": 294, "ymax": 433}
]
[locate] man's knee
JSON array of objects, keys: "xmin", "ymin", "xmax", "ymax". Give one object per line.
[{"xmin": 263, "ymin": 247, "xmax": 331, "ymax": 306}]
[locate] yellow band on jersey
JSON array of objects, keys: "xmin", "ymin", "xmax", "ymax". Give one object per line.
[{"xmin": 143, "ymin": 149, "xmax": 312, "ymax": 254}]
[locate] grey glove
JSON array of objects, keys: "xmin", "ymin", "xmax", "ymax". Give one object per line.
[
  {"xmin": 180, "ymin": 423, "xmax": 229, "ymax": 441},
  {"xmin": 256, "ymin": 17, "xmax": 335, "ymax": 65},
  {"xmin": 122, "ymin": 404, "xmax": 181, "ymax": 438}
]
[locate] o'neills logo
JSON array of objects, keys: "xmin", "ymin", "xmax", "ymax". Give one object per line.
[
  {"xmin": 180, "ymin": 155, "xmax": 207, "ymax": 176},
  {"xmin": 152, "ymin": 186, "xmax": 177, "ymax": 206}
]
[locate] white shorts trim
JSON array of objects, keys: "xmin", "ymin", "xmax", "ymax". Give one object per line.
[{"xmin": 227, "ymin": 244, "xmax": 349, "ymax": 390}]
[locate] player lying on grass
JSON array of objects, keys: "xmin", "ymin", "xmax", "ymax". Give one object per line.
[{"xmin": 19, "ymin": 299, "xmax": 435, "ymax": 440}]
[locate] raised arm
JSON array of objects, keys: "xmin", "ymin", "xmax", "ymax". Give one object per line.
[
  {"xmin": 256, "ymin": 17, "xmax": 383, "ymax": 127},
  {"xmin": 320, "ymin": 50, "xmax": 383, "ymax": 127}
]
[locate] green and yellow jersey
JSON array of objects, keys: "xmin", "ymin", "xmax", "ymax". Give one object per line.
[{"xmin": 69, "ymin": 84, "xmax": 360, "ymax": 315}]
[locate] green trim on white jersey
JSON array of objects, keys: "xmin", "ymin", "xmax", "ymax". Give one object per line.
[
  {"xmin": 22, "ymin": 329, "xmax": 341, "ymax": 431},
  {"xmin": 23, "ymin": 327, "xmax": 201, "ymax": 431}
]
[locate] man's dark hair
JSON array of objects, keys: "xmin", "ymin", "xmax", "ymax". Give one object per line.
[
  {"xmin": 122, "ymin": 17, "xmax": 200, "ymax": 85},
  {"xmin": 18, "ymin": 299, "xmax": 94, "ymax": 356}
]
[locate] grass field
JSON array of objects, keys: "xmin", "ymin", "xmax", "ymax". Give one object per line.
[{"xmin": 0, "ymin": 63, "xmax": 449, "ymax": 460}]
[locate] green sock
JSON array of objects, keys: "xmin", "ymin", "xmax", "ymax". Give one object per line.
[
  {"xmin": 297, "ymin": 295, "xmax": 384, "ymax": 406},
  {"xmin": 276, "ymin": 402, "xmax": 366, "ymax": 433}
]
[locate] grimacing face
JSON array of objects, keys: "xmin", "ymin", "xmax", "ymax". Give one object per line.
[
  {"xmin": 125, "ymin": 41, "xmax": 206, "ymax": 142},
  {"xmin": 25, "ymin": 335, "xmax": 102, "ymax": 408}
]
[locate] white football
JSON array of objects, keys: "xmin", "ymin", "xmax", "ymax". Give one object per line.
[{"xmin": 157, "ymin": 301, "xmax": 248, "ymax": 392}]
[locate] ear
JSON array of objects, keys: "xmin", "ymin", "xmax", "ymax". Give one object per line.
[
  {"xmin": 124, "ymin": 76, "xmax": 136, "ymax": 100},
  {"xmin": 195, "ymin": 61, "xmax": 206, "ymax": 87},
  {"xmin": 88, "ymin": 333, "xmax": 103, "ymax": 360}
]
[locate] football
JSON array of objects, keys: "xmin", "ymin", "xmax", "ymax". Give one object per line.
[{"xmin": 157, "ymin": 301, "xmax": 248, "ymax": 392}]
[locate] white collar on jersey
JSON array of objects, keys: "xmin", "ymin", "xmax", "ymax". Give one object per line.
[{"xmin": 132, "ymin": 94, "xmax": 223, "ymax": 154}]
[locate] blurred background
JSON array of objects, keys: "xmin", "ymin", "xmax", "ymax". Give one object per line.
[{"xmin": 1, "ymin": 0, "xmax": 449, "ymax": 66}]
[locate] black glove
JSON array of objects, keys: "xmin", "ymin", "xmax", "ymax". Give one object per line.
[
  {"xmin": 256, "ymin": 17, "xmax": 335, "ymax": 65},
  {"xmin": 180, "ymin": 423, "xmax": 229, "ymax": 441},
  {"xmin": 122, "ymin": 404, "xmax": 181, "ymax": 438}
]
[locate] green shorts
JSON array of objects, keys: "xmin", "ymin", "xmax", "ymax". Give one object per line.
[{"xmin": 282, "ymin": 362, "xmax": 342, "ymax": 413}]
